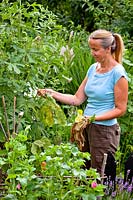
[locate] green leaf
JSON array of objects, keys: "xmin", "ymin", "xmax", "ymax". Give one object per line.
[
  {"xmin": 17, "ymin": 177, "xmax": 27, "ymax": 186},
  {"xmin": 89, "ymin": 114, "xmax": 96, "ymax": 123},
  {"xmin": 13, "ymin": 65, "xmax": 21, "ymax": 74},
  {"xmin": 0, "ymin": 157, "xmax": 6, "ymax": 166},
  {"xmin": 0, "ymin": 149, "xmax": 7, "ymax": 156},
  {"xmin": 31, "ymin": 143, "xmax": 38, "ymax": 155},
  {"xmin": 81, "ymin": 194, "xmax": 96, "ymax": 200},
  {"xmin": 37, "ymin": 95, "xmax": 66, "ymax": 127},
  {"xmin": 7, "ymin": 174, "xmax": 17, "ymax": 179},
  {"xmin": 34, "ymin": 140, "xmax": 44, "ymax": 147},
  {"xmin": 2, "ymin": 194, "xmax": 18, "ymax": 200}
]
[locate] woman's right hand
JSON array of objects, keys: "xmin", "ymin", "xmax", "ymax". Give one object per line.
[
  {"xmin": 37, "ymin": 89, "xmax": 54, "ymax": 97},
  {"xmin": 37, "ymin": 89, "xmax": 46, "ymax": 97}
]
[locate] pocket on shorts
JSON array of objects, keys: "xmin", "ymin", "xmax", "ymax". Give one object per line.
[
  {"xmin": 91, "ymin": 125, "xmax": 110, "ymax": 148},
  {"xmin": 107, "ymin": 123, "xmax": 120, "ymax": 150}
]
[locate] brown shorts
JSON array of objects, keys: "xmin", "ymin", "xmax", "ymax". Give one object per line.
[{"xmin": 82, "ymin": 123, "xmax": 121, "ymax": 174}]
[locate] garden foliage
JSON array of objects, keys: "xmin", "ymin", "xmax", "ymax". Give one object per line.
[
  {"xmin": 0, "ymin": 0, "xmax": 133, "ymax": 199},
  {"xmin": 0, "ymin": 130, "xmax": 105, "ymax": 199}
]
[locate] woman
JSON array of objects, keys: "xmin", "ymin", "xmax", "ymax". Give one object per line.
[{"xmin": 37, "ymin": 29, "xmax": 128, "ymax": 175}]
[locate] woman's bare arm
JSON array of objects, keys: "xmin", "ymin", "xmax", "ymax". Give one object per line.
[{"xmin": 37, "ymin": 77, "xmax": 88, "ymax": 106}]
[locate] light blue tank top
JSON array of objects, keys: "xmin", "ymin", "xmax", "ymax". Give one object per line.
[{"xmin": 84, "ymin": 63, "xmax": 128, "ymax": 126}]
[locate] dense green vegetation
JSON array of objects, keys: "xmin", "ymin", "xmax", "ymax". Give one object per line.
[{"xmin": 0, "ymin": 0, "xmax": 133, "ymax": 199}]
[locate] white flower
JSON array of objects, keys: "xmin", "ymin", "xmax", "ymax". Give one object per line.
[
  {"xmin": 70, "ymin": 48, "xmax": 74, "ymax": 57},
  {"xmin": 18, "ymin": 112, "xmax": 24, "ymax": 118},
  {"xmin": 70, "ymin": 31, "xmax": 74, "ymax": 37},
  {"xmin": 60, "ymin": 45, "xmax": 74, "ymax": 63},
  {"xmin": 60, "ymin": 46, "xmax": 66, "ymax": 56}
]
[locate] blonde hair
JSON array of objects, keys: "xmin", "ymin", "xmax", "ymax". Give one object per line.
[{"xmin": 88, "ymin": 29, "xmax": 124, "ymax": 63}]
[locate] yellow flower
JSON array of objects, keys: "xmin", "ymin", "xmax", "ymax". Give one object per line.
[{"xmin": 75, "ymin": 109, "xmax": 83, "ymax": 123}]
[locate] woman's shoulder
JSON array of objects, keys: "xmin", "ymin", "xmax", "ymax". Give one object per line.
[
  {"xmin": 113, "ymin": 64, "xmax": 127, "ymax": 75},
  {"xmin": 113, "ymin": 64, "xmax": 128, "ymax": 82},
  {"xmin": 87, "ymin": 63, "xmax": 97, "ymax": 75},
  {"xmin": 114, "ymin": 63, "xmax": 125, "ymax": 70}
]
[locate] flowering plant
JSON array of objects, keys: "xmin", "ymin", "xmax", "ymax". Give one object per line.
[{"xmin": 103, "ymin": 174, "xmax": 133, "ymax": 200}]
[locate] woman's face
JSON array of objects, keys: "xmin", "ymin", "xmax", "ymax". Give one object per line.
[{"xmin": 89, "ymin": 38, "xmax": 110, "ymax": 63}]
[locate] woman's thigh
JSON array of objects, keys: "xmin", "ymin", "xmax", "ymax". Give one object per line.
[{"xmin": 86, "ymin": 123, "xmax": 120, "ymax": 174}]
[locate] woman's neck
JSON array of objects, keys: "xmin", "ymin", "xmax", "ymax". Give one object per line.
[{"xmin": 97, "ymin": 59, "xmax": 118, "ymax": 73}]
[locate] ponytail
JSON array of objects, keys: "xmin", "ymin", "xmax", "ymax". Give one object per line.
[{"xmin": 113, "ymin": 33, "xmax": 124, "ymax": 64}]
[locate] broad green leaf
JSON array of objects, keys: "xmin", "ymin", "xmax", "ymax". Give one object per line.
[
  {"xmin": 2, "ymin": 194, "xmax": 18, "ymax": 200},
  {"xmin": 37, "ymin": 95, "xmax": 66, "ymax": 127}
]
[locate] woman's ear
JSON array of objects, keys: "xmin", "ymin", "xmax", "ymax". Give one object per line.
[{"xmin": 106, "ymin": 46, "xmax": 111, "ymax": 54}]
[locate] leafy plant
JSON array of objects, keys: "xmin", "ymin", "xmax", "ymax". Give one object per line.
[{"xmin": 0, "ymin": 130, "xmax": 105, "ymax": 200}]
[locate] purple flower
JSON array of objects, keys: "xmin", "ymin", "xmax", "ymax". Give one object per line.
[
  {"xmin": 103, "ymin": 175, "xmax": 133, "ymax": 198},
  {"xmin": 104, "ymin": 188, "xmax": 110, "ymax": 195},
  {"xmin": 96, "ymin": 196, "xmax": 102, "ymax": 200},
  {"xmin": 127, "ymin": 184, "xmax": 133, "ymax": 193},
  {"xmin": 127, "ymin": 169, "xmax": 131, "ymax": 176},
  {"xmin": 118, "ymin": 183, "xmax": 124, "ymax": 192},
  {"xmin": 123, "ymin": 181, "xmax": 129, "ymax": 189},
  {"xmin": 111, "ymin": 191, "xmax": 116, "ymax": 197},
  {"xmin": 109, "ymin": 181, "xmax": 113, "ymax": 187},
  {"xmin": 118, "ymin": 178, "xmax": 123, "ymax": 184}
]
